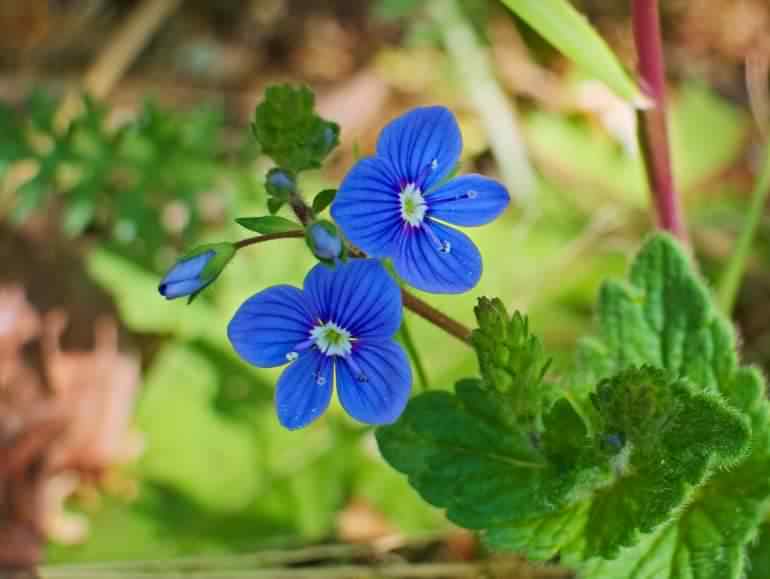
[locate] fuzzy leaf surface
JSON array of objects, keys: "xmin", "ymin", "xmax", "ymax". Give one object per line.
[{"xmin": 251, "ymin": 85, "xmax": 339, "ymax": 173}]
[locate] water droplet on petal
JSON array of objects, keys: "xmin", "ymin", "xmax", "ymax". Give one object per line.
[
  {"xmin": 316, "ymin": 374, "xmax": 327, "ymax": 386},
  {"xmin": 440, "ymin": 240, "xmax": 452, "ymax": 254},
  {"xmin": 467, "ymin": 189, "xmax": 478, "ymax": 199},
  {"xmin": 356, "ymin": 373, "xmax": 368, "ymax": 383},
  {"xmin": 430, "ymin": 159, "xmax": 438, "ymax": 170},
  {"xmin": 286, "ymin": 351, "xmax": 299, "ymax": 362}
]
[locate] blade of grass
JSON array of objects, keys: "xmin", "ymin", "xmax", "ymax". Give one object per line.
[
  {"xmin": 497, "ymin": 0, "xmax": 645, "ymax": 106},
  {"xmin": 717, "ymin": 140, "xmax": 770, "ymax": 315}
]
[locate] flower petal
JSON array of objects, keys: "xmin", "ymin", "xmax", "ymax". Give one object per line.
[
  {"xmin": 392, "ymin": 221, "xmax": 482, "ymax": 294},
  {"xmin": 160, "ymin": 250, "xmax": 214, "ymax": 284},
  {"xmin": 336, "ymin": 340, "xmax": 411, "ymax": 425},
  {"xmin": 159, "ymin": 279, "xmax": 206, "ymax": 299},
  {"xmin": 426, "ymin": 175, "xmax": 510, "ymax": 226},
  {"xmin": 275, "ymin": 351, "xmax": 333, "ymax": 429},
  {"xmin": 376, "ymin": 106, "xmax": 462, "ymax": 191},
  {"xmin": 227, "ymin": 285, "xmax": 316, "ymax": 368},
  {"xmin": 303, "ymin": 260, "xmax": 402, "ymax": 339},
  {"xmin": 331, "ymin": 157, "xmax": 403, "ymax": 257}
]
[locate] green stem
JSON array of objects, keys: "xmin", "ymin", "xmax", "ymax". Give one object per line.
[
  {"xmin": 399, "ymin": 315, "xmax": 429, "ymax": 391},
  {"xmin": 717, "ymin": 141, "xmax": 770, "ymax": 315},
  {"xmin": 234, "ymin": 230, "xmax": 305, "ymax": 249}
]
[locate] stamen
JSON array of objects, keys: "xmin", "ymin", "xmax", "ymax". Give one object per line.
[
  {"xmin": 428, "ymin": 190, "xmax": 478, "ymax": 206},
  {"xmin": 415, "ymin": 159, "xmax": 439, "ymax": 187},
  {"xmin": 346, "ymin": 356, "xmax": 368, "ymax": 383},
  {"xmin": 423, "ymin": 224, "xmax": 452, "ymax": 254},
  {"xmin": 287, "ymin": 336, "xmax": 317, "ymax": 362},
  {"xmin": 310, "ymin": 321, "xmax": 353, "ymax": 357},
  {"xmin": 399, "ymin": 184, "xmax": 427, "ymax": 227}
]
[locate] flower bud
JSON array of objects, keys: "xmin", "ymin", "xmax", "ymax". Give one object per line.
[
  {"xmin": 265, "ymin": 168, "xmax": 296, "ymax": 200},
  {"xmin": 306, "ymin": 220, "xmax": 344, "ymax": 262},
  {"xmin": 158, "ymin": 242, "xmax": 236, "ymax": 301}
]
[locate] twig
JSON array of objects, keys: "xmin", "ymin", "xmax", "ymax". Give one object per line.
[
  {"xmin": 400, "ymin": 291, "xmax": 472, "ymax": 345},
  {"xmin": 632, "ymin": 0, "xmax": 687, "ymax": 242},
  {"xmin": 234, "ymin": 230, "xmax": 305, "ymax": 250},
  {"xmin": 41, "ymin": 558, "xmax": 568, "ymax": 578}
]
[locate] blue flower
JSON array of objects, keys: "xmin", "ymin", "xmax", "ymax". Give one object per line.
[
  {"xmin": 158, "ymin": 243, "xmax": 236, "ymax": 300},
  {"xmin": 228, "ymin": 259, "xmax": 412, "ymax": 429},
  {"xmin": 159, "ymin": 251, "xmax": 214, "ymax": 299},
  {"xmin": 331, "ymin": 106, "xmax": 510, "ymax": 294}
]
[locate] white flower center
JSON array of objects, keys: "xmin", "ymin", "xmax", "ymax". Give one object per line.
[
  {"xmin": 310, "ymin": 321, "xmax": 353, "ymax": 357},
  {"xmin": 399, "ymin": 183, "xmax": 427, "ymax": 227}
]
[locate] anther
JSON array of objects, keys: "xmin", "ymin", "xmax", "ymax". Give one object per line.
[
  {"xmin": 424, "ymin": 225, "xmax": 451, "ymax": 255},
  {"xmin": 346, "ymin": 356, "xmax": 368, "ymax": 383}
]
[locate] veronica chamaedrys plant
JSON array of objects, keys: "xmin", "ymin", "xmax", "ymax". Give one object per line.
[
  {"xmin": 331, "ymin": 106, "xmax": 510, "ymax": 294},
  {"xmin": 227, "ymin": 259, "xmax": 411, "ymax": 429},
  {"xmin": 158, "ymin": 242, "xmax": 235, "ymax": 300}
]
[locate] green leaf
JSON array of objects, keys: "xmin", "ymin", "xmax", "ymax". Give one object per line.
[
  {"xmin": 497, "ymin": 0, "xmax": 644, "ymax": 105},
  {"xmin": 311, "ymin": 188, "xmax": 337, "ymax": 214},
  {"xmin": 251, "ymin": 84, "xmax": 340, "ymax": 173},
  {"xmin": 379, "ymin": 234, "xmax": 770, "ymax": 579},
  {"xmin": 584, "ymin": 366, "xmax": 749, "ymax": 559},
  {"xmin": 235, "ymin": 216, "xmax": 303, "ymax": 234},
  {"xmin": 377, "ymin": 379, "xmax": 611, "ymax": 539},
  {"xmin": 571, "ymin": 234, "xmax": 770, "ymax": 578}
]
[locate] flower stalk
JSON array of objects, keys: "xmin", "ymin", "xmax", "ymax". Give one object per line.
[
  {"xmin": 632, "ymin": 0, "xmax": 688, "ymax": 242},
  {"xmin": 233, "ymin": 230, "xmax": 305, "ymax": 250}
]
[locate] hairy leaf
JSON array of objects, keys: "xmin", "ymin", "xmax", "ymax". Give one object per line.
[
  {"xmin": 377, "ymin": 379, "xmax": 610, "ymax": 532},
  {"xmin": 251, "ymin": 85, "xmax": 340, "ymax": 173},
  {"xmin": 572, "ymin": 235, "xmax": 770, "ymax": 578}
]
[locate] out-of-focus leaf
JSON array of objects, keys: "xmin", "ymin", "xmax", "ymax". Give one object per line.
[{"xmin": 498, "ymin": 0, "xmax": 644, "ymax": 104}]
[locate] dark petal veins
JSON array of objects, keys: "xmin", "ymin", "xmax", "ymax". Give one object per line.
[
  {"xmin": 331, "ymin": 156, "xmax": 403, "ymax": 257},
  {"xmin": 275, "ymin": 351, "xmax": 333, "ymax": 429},
  {"xmin": 336, "ymin": 340, "xmax": 411, "ymax": 425},
  {"xmin": 426, "ymin": 174, "xmax": 510, "ymax": 226},
  {"xmin": 392, "ymin": 221, "xmax": 482, "ymax": 294},
  {"xmin": 302, "ymin": 260, "xmax": 402, "ymax": 339},
  {"xmin": 375, "ymin": 106, "xmax": 462, "ymax": 191},
  {"xmin": 227, "ymin": 285, "xmax": 316, "ymax": 368}
]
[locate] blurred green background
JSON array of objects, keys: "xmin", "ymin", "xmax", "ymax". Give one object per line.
[{"xmin": 0, "ymin": 0, "xmax": 768, "ymax": 570}]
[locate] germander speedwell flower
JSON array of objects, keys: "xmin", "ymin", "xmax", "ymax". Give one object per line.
[
  {"xmin": 331, "ymin": 106, "xmax": 510, "ymax": 293},
  {"xmin": 227, "ymin": 259, "xmax": 411, "ymax": 429}
]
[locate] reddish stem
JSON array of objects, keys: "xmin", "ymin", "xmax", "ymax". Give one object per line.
[{"xmin": 632, "ymin": 0, "xmax": 688, "ymax": 241}]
